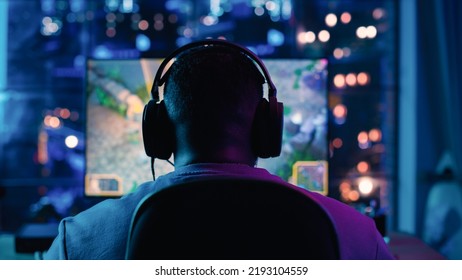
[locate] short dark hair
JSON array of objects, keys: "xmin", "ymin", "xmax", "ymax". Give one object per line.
[{"xmin": 163, "ymin": 45, "xmax": 265, "ymax": 127}]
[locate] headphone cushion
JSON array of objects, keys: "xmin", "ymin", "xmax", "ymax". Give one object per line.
[
  {"xmin": 142, "ymin": 100, "xmax": 174, "ymax": 159},
  {"xmin": 252, "ymin": 98, "xmax": 283, "ymax": 158}
]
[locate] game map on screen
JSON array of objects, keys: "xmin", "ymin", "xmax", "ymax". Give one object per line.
[{"xmin": 85, "ymin": 58, "xmax": 328, "ymax": 196}]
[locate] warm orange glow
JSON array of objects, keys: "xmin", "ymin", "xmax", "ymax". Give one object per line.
[
  {"xmin": 49, "ymin": 116, "xmax": 61, "ymax": 128},
  {"xmin": 346, "ymin": 73, "xmax": 357, "ymax": 87},
  {"xmin": 340, "ymin": 12, "xmax": 351, "ymax": 24},
  {"xmin": 38, "ymin": 131, "xmax": 48, "ymax": 164},
  {"xmin": 333, "ymin": 74, "xmax": 346, "ymax": 88},
  {"xmin": 357, "ymin": 161, "xmax": 369, "ymax": 173},
  {"xmin": 339, "ymin": 181, "xmax": 351, "ymax": 193},
  {"xmin": 333, "ymin": 104, "xmax": 347, "ymax": 118},
  {"xmin": 348, "ymin": 190, "xmax": 360, "ymax": 201},
  {"xmin": 356, "ymin": 26, "xmax": 367, "ymax": 39},
  {"xmin": 332, "ymin": 138, "xmax": 343, "ymax": 149},
  {"xmin": 357, "ymin": 131, "xmax": 369, "ymax": 144},
  {"xmin": 369, "ymin": 128, "xmax": 382, "ymax": 142},
  {"xmin": 357, "ymin": 72, "xmax": 369, "ymax": 85}
]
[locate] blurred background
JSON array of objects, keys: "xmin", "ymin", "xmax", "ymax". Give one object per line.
[{"xmin": 0, "ymin": 0, "xmax": 461, "ymax": 259}]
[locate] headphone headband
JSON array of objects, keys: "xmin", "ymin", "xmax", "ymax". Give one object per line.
[{"xmin": 151, "ymin": 39, "xmax": 277, "ymax": 102}]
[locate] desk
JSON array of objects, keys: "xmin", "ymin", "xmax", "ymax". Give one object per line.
[{"xmin": 388, "ymin": 231, "xmax": 446, "ymax": 260}]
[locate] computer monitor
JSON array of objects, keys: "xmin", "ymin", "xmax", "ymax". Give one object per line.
[{"xmin": 84, "ymin": 58, "xmax": 328, "ymax": 197}]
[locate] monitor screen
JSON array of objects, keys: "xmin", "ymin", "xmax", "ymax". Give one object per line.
[{"xmin": 85, "ymin": 58, "xmax": 328, "ymax": 197}]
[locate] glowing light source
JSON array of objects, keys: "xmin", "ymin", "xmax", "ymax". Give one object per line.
[
  {"xmin": 356, "ymin": 26, "xmax": 367, "ymax": 39},
  {"xmin": 333, "ymin": 104, "xmax": 347, "ymax": 118},
  {"xmin": 358, "ymin": 177, "xmax": 374, "ymax": 195},
  {"xmin": 333, "ymin": 74, "xmax": 346, "ymax": 88},
  {"xmin": 357, "ymin": 72, "xmax": 369, "ymax": 85},
  {"xmin": 369, "ymin": 128, "xmax": 382, "ymax": 142},
  {"xmin": 297, "ymin": 31, "xmax": 316, "ymax": 44},
  {"xmin": 49, "ymin": 116, "xmax": 61, "ymax": 128},
  {"xmin": 65, "ymin": 135, "xmax": 79, "ymax": 149},
  {"xmin": 290, "ymin": 112, "xmax": 303, "ymax": 125},
  {"xmin": 340, "ymin": 12, "xmax": 351, "ymax": 24},
  {"xmin": 138, "ymin": 20, "xmax": 149, "ymax": 30},
  {"xmin": 136, "ymin": 34, "xmax": 151, "ymax": 51},
  {"xmin": 357, "ymin": 161, "xmax": 369, "ymax": 173},
  {"xmin": 339, "ymin": 181, "xmax": 351, "ymax": 192},
  {"xmin": 366, "ymin": 25, "xmax": 378, "ymax": 38},
  {"xmin": 348, "ymin": 190, "xmax": 360, "ymax": 201},
  {"xmin": 357, "ymin": 131, "xmax": 369, "ymax": 144},
  {"xmin": 318, "ymin": 30, "xmax": 330, "ymax": 42},
  {"xmin": 268, "ymin": 29, "xmax": 285, "ymax": 46},
  {"xmin": 325, "ymin": 13, "xmax": 337, "ymax": 27},
  {"xmin": 346, "ymin": 73, "xmax": 357, "ymax": 87}
]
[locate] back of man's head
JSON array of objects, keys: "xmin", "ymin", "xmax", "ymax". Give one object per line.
[{"xmin": 163, "ymin": 45, "xmax": 265, "ymax": 165}]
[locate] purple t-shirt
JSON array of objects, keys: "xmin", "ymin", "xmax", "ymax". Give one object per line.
[{"xmin": 44, "ymin": 163, "xmax": 394, "ymax": 260}]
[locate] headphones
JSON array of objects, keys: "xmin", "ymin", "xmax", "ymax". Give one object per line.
[{"xmin": 142, "ymin": 39, "xmax": 283, "ymax": 160}]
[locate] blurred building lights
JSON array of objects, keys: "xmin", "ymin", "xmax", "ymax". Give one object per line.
[
  {"xmin": 202, "ymin": 15, "xmax": 218, "ymax": 26},
  {"xmin": 121, "ymin": 0, "xmax": 134, "ymax": 13},
  {"xmin": 357, "ymin": 131, "xmax": 369, "ymax": 144},
  {"xmin": 373, "ymin": 8, "xmax": 386, "ymax": 20},
  {"xmin": 138, "ymin": 20, "xmax": 149, "ymax": 30},
  {"xmin": 369, "ymin": 128, "xmax": 382, "ymax": 142},
  {"xmin": 268, "ymin": 29, "xmax": 285, "ymax": 47},
  {"xmin": 136, "ymin": 34, "xmax": 151, "ymax": 51},
  {"xmin": 345, "ymin": 73, "xmax": 357, "ymax": 87},
  {"xmin": 348, "ymin": 190, "xmax": 360, "ymax": 201},
  {"xmin": 358, "ymin": 177, "xmax": 374, "ymax": 196},
  {"xmin": 318, "ymin": 30, "xmax": 330, "ymax": 42},
  {"xmin": 265, "ymin": 1, "xmax": 277, "ymax": 11},
  {"xmin": 297, "ymin": 31, "xmax": 316, "ymax": 44},
  {"xmin": 357, "ymin": 72, "xmax": 370, "ymax": 85},
  {"xmin": 357, "ymin": 25, "xmax": 377, "ymax": 39},
  {"xmin": 366, "ymin": 25, "xmax": 378, "ymax": 38},
  {"xmin": 290, "ymin": 111, "xmax": 303, "ymax": 125},
  {"xmin": 339, "ymin": 181, "xmax": 351, "ymax": 193},
  {"xmin": 340, "ymin": 12, "xmax": 351, "ymax": 24},
  {"xmin": 41, "ymin": 17, "xmax": 62, "ymax": 36},
  {"xmin": 333, "ymin": 104, "xmax": 347, "ymax": 119},
  {"xmin": 254, "ymin": 6, "xmax": 265, "ymax": 16},
  {"xmin": 333, "ymin": 74, "xmax": 346, "ymax": 88},
  {"xmin": 65, "ymin": 135, "xmax": 79, "ymax": 149},
  {"xmin": 59, "ymin": 108, "xmax": 71, "ymax": 119},
  {"xmin": 357, "ymin": 161, "xmax": 369, "ymax": 173},
  {"xmin": 325, "ymin": 13, "xmax": 337, "ymax": 27}
]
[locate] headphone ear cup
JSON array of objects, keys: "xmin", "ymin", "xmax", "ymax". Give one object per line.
[
  {"xmin": 252, "ymin": 97, "xmax": 283, "ymax": 158},
  {"xmin": 142, "ymin": 100, "xmax": 174, "ymax": 160}
]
